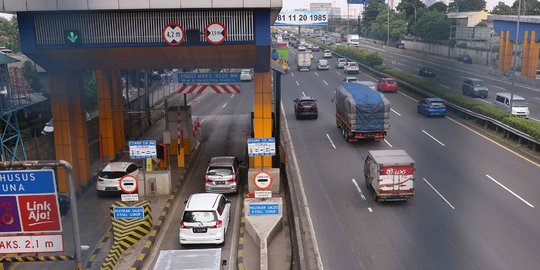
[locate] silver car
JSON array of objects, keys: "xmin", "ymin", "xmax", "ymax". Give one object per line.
[
  {"xmin": 336, "ymin": 58, "xmax": 347, "ymax": 69},
  {"xmin": 204, "ymin": 156, "xmax": 242, "ymax": 193}
]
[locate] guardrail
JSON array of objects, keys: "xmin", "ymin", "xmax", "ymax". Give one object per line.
[{"xmin": 297, "ymin": 34, "xmax": 540, "ymax": 152}]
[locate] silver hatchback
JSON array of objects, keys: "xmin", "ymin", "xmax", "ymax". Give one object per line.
[{"xmin": 204, "ymin": 156, "xmax": 242, "ymax": 193}]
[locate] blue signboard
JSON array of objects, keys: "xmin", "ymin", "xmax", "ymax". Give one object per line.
[
  {"xmin": 249, "ymin": 204, "xmax": 279, "ymax": 216},
  {"xmin": 129, "ymin": 140, "xmax": 157, "ymax": 159},
  {"xmin": 0, "ymin": 170, "xmax": 56, "ymax": 195},
  {"xmin": 178, "ymin": 73, "xmax": 241, "ymax": 83},
  {"xmin": 347, "ymin": 0, "xmax": 368, "ymax": 4},
  {"xmin": 274, "ymin": 11, "xmax": 328, "ymax": 26},
  {"xmin": 247, "ymin": 138, "xmax": 276, "ymax": 157},
  {"xmin": 113, "ymin": 207, "xmax": 144, "ymax": 219}
]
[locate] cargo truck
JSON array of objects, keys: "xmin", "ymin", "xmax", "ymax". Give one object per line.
[
  {"xmin": 296, "ymin": 52, "xmax": 311, "ymax": 71},
  {"xmin": 334, "ymin": 83, "xmax": 390, "ymax": 141},
  {"xmin": 364, "ymin": 150, "xmax": 415, "ymax": 202},
  {"xmin": 347, "ymin": 34, "xmax": 360, "ymax": 47}
]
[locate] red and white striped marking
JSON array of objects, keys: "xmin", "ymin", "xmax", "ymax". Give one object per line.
[{"xmin": 177, "ymin": 84, "xmax": 240, "ymax": 94}]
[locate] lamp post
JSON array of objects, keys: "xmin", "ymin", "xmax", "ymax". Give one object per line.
[{"xmin": 386, "ymin": 0, "xmax": 390, "ymax": 61}]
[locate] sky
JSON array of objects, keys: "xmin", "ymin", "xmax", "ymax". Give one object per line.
[{"xmin": 283, "ymin": 0, "xmax": 516, "ymax": 16}]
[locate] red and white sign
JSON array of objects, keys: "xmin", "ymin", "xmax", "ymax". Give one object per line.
[
  {"xmin": 18, "ymin": 195, "xmax": 62, "ymax": 232},
  {"xmin": 205, "ymin": 21, "xmax": 227, "ymax": 45},
  {"xmin": 253, "ymin": 171, "xmax": 272, "ymax": 190},
  {"xmin": 119, "ymin": 175, "xmax": 138, "ymax": 194},
  {"xmin": 0, "ymin": 234, "xmax": 64, "ymax": 254},
  {"xmin": 178, "ymin": 84, "xmax": 240, "ymax": 94},
  {"xmin": 162, "ymin": 23, "xmax": 185, "ymax": 46}
]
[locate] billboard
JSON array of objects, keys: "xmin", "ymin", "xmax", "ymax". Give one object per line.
[{"xmin": 274, "ymin": 11, "xmax": 328, "ymax": 26}]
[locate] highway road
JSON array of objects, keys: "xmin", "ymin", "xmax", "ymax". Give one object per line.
[
  {"xmin": 355, "ymin": 39, "xmax": 540, "ymax": 121},
  {"xmin": 286, "ymin": 48, "xmax": 540, "ymax": 269}
]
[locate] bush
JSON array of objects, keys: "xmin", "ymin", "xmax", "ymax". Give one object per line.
[{"xmin": 502, "ymin": 117, "xmax": 540, "ymax": 140}]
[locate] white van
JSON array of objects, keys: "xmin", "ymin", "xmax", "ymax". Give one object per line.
[{"xmin": 494, "ymin": 92, "xmax": 529, "ymax": 117}]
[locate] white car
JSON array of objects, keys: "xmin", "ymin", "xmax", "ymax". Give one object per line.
[
  {"xmin": 323, "ymin": 50, "xmax": 332, "ymax": 58},
  {"xmin": 343, "ymin": 76, "xmax": 358, "ymax": 83},
  {"xmin": 41, "ymin": 119, "xmax": 54, "ymax": 135},
  {"xmin": 240, "ymin": 69, "xmax": 253, "ymax": 81},
  {"xmin": 96, "ymin": 162, "xmax": 140, "ymax": 197},
  {"xmin": 344, "ymin": 62, "xmax": 359, "ymax": 74},
  {"xmin": 298, "ymin": 45, "xmax": 306, "ymax": 51},
  {"xmin": 336, "ymin": 58, "xmax": 347, "ymax": 69},
  {"xmin": 317, "ymin": 59, "xmax": 329, "ymax": 70},
  {"xmin": 179, "ymin": 193, "xmax": 231, "ymax": 245}
]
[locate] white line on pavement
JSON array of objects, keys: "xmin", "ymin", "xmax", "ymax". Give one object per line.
[
  {"xmin": 222, "ymin": 103, "xmax": 227, "ymax": 108},
  {"xmin": 314, "ymin": 72, "xmax": 319, "ymax": 76},
  {"xmin": 476, "ymin": 98, "xmax": 491, "ymax": 104},
  {"xmin": 302, "ymin": 91, "xmax": 306, "ymax": 97},
  {"xmin": 384, "ymin": 139, "xmax": 393, "ymax": 148},
  {"xmin": 423, "ymin": 178, "xmax": 455, "ymax": 210},
  {"xmin": 296, "ymin": 81, "xmax": 300, "ymax": 86},
  {"xmin": 326, "ymin": 134, "xmax": 336, "ymax": 149},
  {"xmin": 351, "ymin": 179, "xmax": 366, "ymax": 200},
  {"xmin": 200, "ymin": 118, "xmax": 206, "ymax": 124},
  {"xmin": 438, "ymin": 84, "xmax": 450, "ymax": 89},
  {"xmin": 323, "ymin": 80, "xmax": 329, "ymax": 85},
  {"xmin": 336, "ymin": 71, "xmax": 341, "ymax": 76},
  {"xmin": 291, "ymin": 72, "xmax": 295, "ymax": 77},
  {"xmin": 421, "ymin": 130, "xmax": 446, "ymax": 146},
  {"xmin": 368, "ymin": 208, "xmax": 373, "ymax": 213},
  {"xmin": 230, "ymin": 94, "xmax": 235, "ymax": 98},
  {"xmin": 529, "ymin": 117, "xmax": 540, "ymax": 122},
  {"xmin": 391, "ymin": 108, "xmax": 401, "ymax": 116},
  {"xmin": 486, "ymin": 175, "xmax": 535, "ymax": 208},
  {"xmin": 492, "ymin": 85, "xmax": 505, "ymax": 90},
  {"xmin": 399, "ymin": 91, "xmax": 419, "ymax": 102},
  {"xmin": 397, "ymin": 62, "xmax": 406, "ymax": 66},
  {"xmin": 534, "ymin": 97, "xmax": 540, "ymax": 101}
]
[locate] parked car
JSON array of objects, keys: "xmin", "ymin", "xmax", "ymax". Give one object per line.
[
  {"xmin": 344, "ymin": 62, "xmax": 359, "ymax": 74},
  {"xmin": 419, "ymin": 67, "xmax": 436, "ymax": 77},
  {"xmin": 457, "ymin": 54, "xmax": 472, "ymax": 64},
  {"xmin": 417, "ymin": 98, "xmax": 447, "ymax": 117},
  {"xmin": 179, "ymin": 193, "xmax": 231, "ymax": 245},
  {"xmin": 336, "ymin": 58, "xmax": 347, "ymax": 69},
  {"xmin": 96, "ymin": 162, "xmax": 140, "ymax": 197},
  {"xmin": 395, "ymin": 42, "xmax": 405, "ymax": 49},
  {"xmin": 377, "ymin": 77, "xmax": 398, "ymax": 92},
  {"xmin": 462, "ymin": 78, "xmax": 488, "ymax": 98},
  {"xmin": 240, "ymin": 69, "xmax": 253, "ymax": 81},
  {"xmin": 317, "ymin": 59, "xmax": 329, "ymax": 70},
  {"xmin": 323, "ymin": 50, "xmax": 332, "ymax": 58},
  {"xmin": 294, "ymin": 96, "xmax": 318, "ymax": 119},
  {"xmin": 343, "ymin": 76, "xmax": 358, "ymax": 83},
  {"xmin": 205, "ymin": 156, "xmax": 242, "ymax": 193},
  {"xmin": 495, "ymin": 92, "xmax": 529, "ymax": 117}
]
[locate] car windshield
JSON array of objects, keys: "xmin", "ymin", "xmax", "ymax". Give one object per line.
[
  {"xmin": 385, "ymin": 79, "xmax": 396, "ymax": 85},
  {"xmin": 207, "ymin": 166, "xmax": 233, "ymax": 176},
  {"xmin": 300, "ymin": 100, "xmax": 316, "ymax": 106},
  {"xmin": 99, "ymin": 171, "xmax": 126, "ymax": 179},
  {"xmin": 473, "ymin": 82, "xmax": 485, "ymax": 87},
  {"xmin": 338, "ymin": 59, "xmax": 346, "ymax": 63},
  {"xmin": 430, "ymin": 102, "xmax": 445, "ymax": 107},
  {"xmin": 182, "ymin": 211, "xmax": 217, "ymax": 223},
  {"xmin": 513, "ymin": 100, "xmax": 528, "ymax": 107},
  {"xmin": 349, "ymin": 63, "xmax": 358, "ymax": 66},
  {"xmin": 348, "ymin": 78, "xmax": 358, "ymax": 82}
]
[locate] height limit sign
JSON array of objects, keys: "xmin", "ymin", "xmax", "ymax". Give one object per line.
[{"xmin": 205, "ymin": 22, "xmax": 227, "ymax": 45}]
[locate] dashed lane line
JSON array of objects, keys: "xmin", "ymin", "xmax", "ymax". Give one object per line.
[
  {"xmin": 486, "ymin": 174, "xmax": 534, "ymax": 208},
  {"xmin": 326, "ymin": 134, "xmax": 336, "ymax": 149},
  {"xmin": 421, "ymin": 130, "xmax": 446, "ymax": 147},
  {"xmin": 352, "ymin": 179, "xmax": 366, "ymax": 200},
  {"xmin": 384, "ymin": 139, "xmax": 393, "ymax": 148},
  {"xmin": 423, "ymin": 178, "xmax": 455, "ymax": 210},
  {"xmin": 391, "ymin": 108, "xmax": 401, "ymax": 116}
]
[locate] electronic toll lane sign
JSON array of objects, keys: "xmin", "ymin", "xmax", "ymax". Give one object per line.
[{"xmin": 0, "ymin": 170, "xmax": 62, "ymax": 234}]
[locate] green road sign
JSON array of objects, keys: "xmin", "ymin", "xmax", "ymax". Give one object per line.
[{"xmin": 65, "ymin": 30, "xmax": 81, "ymax": 45}]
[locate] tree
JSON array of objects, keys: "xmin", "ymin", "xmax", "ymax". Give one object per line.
[
  {"xmin": 512, "ymin": 0, "xmax": 540, "ymax": 15},
  {"xmin": 449, "ymin": 0, "xmax": 486, "ymax": 12},
  {"xmin": 0, "ymin": 16, "xmax": 20, "ymax": 52},
  {"xmin": 412, "ymin": 10, "xmax": 452, "ymax": 41},
  {"xmin": 362, "ymin": 0, "xmax": 385, "ymax": 35},
  {"xmin": 491, "ymin": 1, "xmax": 514, "ymax": 14},
  {"xmin": 428, "ymin": 2, "xmax": 448, "ymax": 13},
  {"xmin": 368, "ymin": 9, "xmax": 407, "ymax": 43},
  {"xmin": 22, "ymin": 61, "xmax": 43, "ymax": 94},
  {"xmin": 396, "ymin": 0, "xmax": 426, "ymax": 33}
]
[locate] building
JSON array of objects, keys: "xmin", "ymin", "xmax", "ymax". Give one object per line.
[
  {"xmin": 447, "ymin": 11, "xmax": 490, "ymax": 27},
  {"xmin": 310, "ymin": 2, "xmax": 341, "ymax": 18}
]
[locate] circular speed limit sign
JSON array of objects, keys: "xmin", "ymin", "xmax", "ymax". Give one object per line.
[
  {"xmin": 205, "ymin": 22, "xmax": 227, "ymax": 45},
  {"xmin": 162, "ymin": 23, "xmax": 185, "ymax": 46},
  {"xmin": 120, "ymin": 175, "xmax": 139, "ymax": 194},
  {"xmin": 253, "ymin": 171, "xmax": 272, "ymax": 190}
]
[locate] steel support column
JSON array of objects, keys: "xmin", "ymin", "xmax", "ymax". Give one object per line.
[
  {"xmin": 96, "ymin": 70, "xmax": 116, "ymax": 161},
  {"xmin": 499, "ymin": 30, "xmax": 506, "ymax": 72},
  {"xmin": 253, "ymin": 71, "xmax": 273, "ymax": 168},
  {"xmin": 69, "ymin": 72, "xmax": 91, "ymax": 187},
  {"xmin": 522, "ymin": 31, "xmax": 531, "ymax": 77},
  {"xmin": 111, "ymin": 70, "xmax": 125, "ymax": 153}
]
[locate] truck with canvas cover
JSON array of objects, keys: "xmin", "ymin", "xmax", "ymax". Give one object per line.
[
  {"xmin": 334, "ymin": 83, "xmax": 390, "ymax": 141},
  {"xmin": 364, "ymin": 150, "xmax": 415, "ymax": 202},
  {"xmin": 296, "ymin": 52, "xmax": 311, "ymax": 71}
]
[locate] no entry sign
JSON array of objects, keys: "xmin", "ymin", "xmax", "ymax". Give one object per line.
[
  {"xmin": 253, "ymin": 171, "xmax": 272, "ymax": 190},
  {"xmin": 120, "ymin": 175, "xmax": 138, "ymax": 194},
  {"xmin": 162, "ymin": 23, "xmax": 185, "ymax": 46},
  {"xmin": 205, "ymin": 22, "xmax": 227, "ymax": 45}
]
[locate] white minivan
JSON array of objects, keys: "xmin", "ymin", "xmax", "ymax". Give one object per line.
[{"xmin": 494, "ymin": 92, "xmax": 529, "ymax": 118}]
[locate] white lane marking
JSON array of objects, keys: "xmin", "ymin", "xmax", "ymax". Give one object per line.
[
  {"xmin": 534, "ymin": 97, "xmax": 540, "ymax": 101},
  {"xmin": 222, "ymin": 103, "xmax": 227, "ymax": 108},
  {"xmin": 281, "ymin": 102, "xmax": 325, "ymax": 269},
  {"xmin": 291, "ymin": 72, "xmax": 295, "ymax": 77},
  {"xmin": 200, "ymin": 118, "xmax": 206, "ymax": 124},
  {"xmin": 476, "ymin": 98, "xmax": 491, "ymax": 104},
  {"xmin": 529, "ymin": 117, "xmax": 540, "ymax": 122},
  {"xmin": 391, "ymin": 108, "xmax": 401, "ymax": 116},
  {"xmin": 384, "ymin": 139, "xmax": 393, "ymax": 148},
  {"xmin": 492, "ymin": 85, "xmax": 505, "ymax": 90},
  {"xmin": 302, "ymin": 91, "xmax": 307, "ymax": 97},
  {"xmin": 231, "ymin": 94, "xmax": 235, "ymax": 98},
  {"xmin": 323, "ymin": 80, "xmax": 329, "ymax": 85},
  {"xmin": 397, "ymin": 62, "xmax": 406, "ymax": 66},
  {"xmin": 438, "ymin": 84, "xmax": 450, "ymax": 89},
  {"xmin": 413, "ymin": 74, "xmax": 424, "ymax": 79},
  {"xmin": 296, "ymin": 81, "xmax": 300, "ymax": 86},
  {"xmin": 352, "ymin": 179, "xmax": 366, "ymax": 200},
  {"xmin": 314, "ymin": 72, "xmax": 319, "ymax": 76},
  {"xmin": 459, "ymin": 75, "xmax": 469, "ymax": 79},
  {"xmin": 336, "ymin": 71, "xmax": 341, "ymax": 76},
  {"xmin": 399, "ymin": 91, "xmax": 419, "ymax": 102},
  {"xmin": 368, "ymin": 208, "xmax": 373, "ymax": 213},
  {"xmin": 394, "ymin": 68, "xmax": 403, "ymax": 72},
  {"xmin": 421, "ymin": 130, "xmax": 446, "ymax": 146},
  {"xmin": 326, "ymin": 134, "xmax": 337, "ymax": 149},
  {"xmin": 486, "ymin": 175, "xmax": 535, "ymax": 208},
  {"xmin": 423, "ymin": 178, "xmax": 455, "ymax": 210}
]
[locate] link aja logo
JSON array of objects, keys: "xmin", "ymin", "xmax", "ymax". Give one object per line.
[{"xmin": 18, "ymin": 195, "xmax": 61, "ymax": 232}]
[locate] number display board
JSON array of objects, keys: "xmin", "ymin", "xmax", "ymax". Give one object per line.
[
  {"xmin": 274, "ymin": 11, "xmax": 328, "ymax": 26},
  {"xmin": 129, "ymin": 140, "xmax": 157, "ymax": 159},
  {"xmin": 247, "ymin": 138, "xmax": 276, "ymax": 157},
  {"xmin": 0, "ymin": 234, "xmax": 64, "ymax": 254}
]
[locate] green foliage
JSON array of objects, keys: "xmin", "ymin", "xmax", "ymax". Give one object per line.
[
  {"xmin": 449, "ymin": 0, "xmax": 486, "ymax": 12},
  {"xmin": 21, "ymin": 60, "xmax": 44, "ymax": 93},
  {"xmin": 428, "ymin": 2, "xmax": 448, "ymax": 13},
  {"xmin": 491, "ymin": 1, "xmax": 514, "ymax": 14},
  {"xmin": 396, "ymin": 0, "xmax": 426, "ymax": 32},
  {"xmin": 412, "ymin": 10, "xmax": 452, "ymax": 40},
  {"xmin": 476, "ymin": 21, "xmax": 487, "ymax": 27},
  {"xmin": 0, "ymin": 17, "xmax": 20, "ymax": 52},
  {"xmin": 334, "ymin": 46, "xmax": 383, "ymax": 68},
  {"xmin": 362, "ymin": 0, "xmax": 385, "ymax": 33},
  {"xmin": 368, "ymin": 9, "xmax": 407, "ymax": 42},
  {"xmin": 502, "ymin": 116, "xmax": 540, "ymax": 140},
  {"xmin": 512, "ymin": 0, "xmax": 540, "ymax": 15}
]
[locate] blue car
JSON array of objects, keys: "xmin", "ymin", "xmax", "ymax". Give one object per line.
[{"xmin": 417, "ymin": 98, "xmax": 447, "ymax": 117}]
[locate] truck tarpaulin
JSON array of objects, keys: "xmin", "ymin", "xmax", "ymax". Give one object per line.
[{"xmin": 335, "ymin": 83, "xmax": 390, "ymax": 132}]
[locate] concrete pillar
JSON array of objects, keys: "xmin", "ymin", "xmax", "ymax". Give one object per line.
[
  {"xmin": 96, "ymin": 69, "xmax": 116, "ymax": 161},
  {"xmin": 69, "ymin": 72, "xmax": 91, "ymax": 187},
  {"xmin": 522, "ymin": 31, "xmax": 531, "ymax": 78},
  {"xmin": 111, "ymin": 70, "xmax": 126, "ymax": 153},
  {"xmin": 503, "ymin": 31, "xmax": 513, "ymax": 72},
  {"xmin": 528, "ymin": 31, "xmax": 539, "ymax": 78},
  {"xmin": 499, "ymin": 30, "xmax": 506, "ymax": 72},
  {"xmin": 49, "ymin": 74, "xmax": 81, "ymax": 193},
  {"xmin": 252, "ymin": 71, "xmax": 273, "ymax": 169}
]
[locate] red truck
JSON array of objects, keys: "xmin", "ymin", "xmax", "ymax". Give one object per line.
[{"xmin": 364, "ymin": 150, "xmax": 415, "ymax": 202}]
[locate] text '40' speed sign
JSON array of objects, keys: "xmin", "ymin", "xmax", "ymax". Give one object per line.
[{"xmin": 205, "ymin": 22, "xmax": 227, "ymax": 45}]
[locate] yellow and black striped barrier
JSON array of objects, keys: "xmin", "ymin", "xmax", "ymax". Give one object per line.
[
  {"xmin": 0, "ymin": 255, "xmax": 74, "ymax": 262},
  {"xmin": 100, "ymin": 200, "xmax": 152, "ymax": 270}
]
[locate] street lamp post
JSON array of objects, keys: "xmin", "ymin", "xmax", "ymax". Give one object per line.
[
  {"xmin": 387, "ymin": 0, "xmax": 390, "ymax": 61},
  {"xmin": 511, "ymin": 0, "xmax": 522, "ymax": 112}
]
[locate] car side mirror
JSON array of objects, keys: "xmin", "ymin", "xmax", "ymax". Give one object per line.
[{"xmin": 226, "ymin": 199, "xmax": 231, "ymax": 204}]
